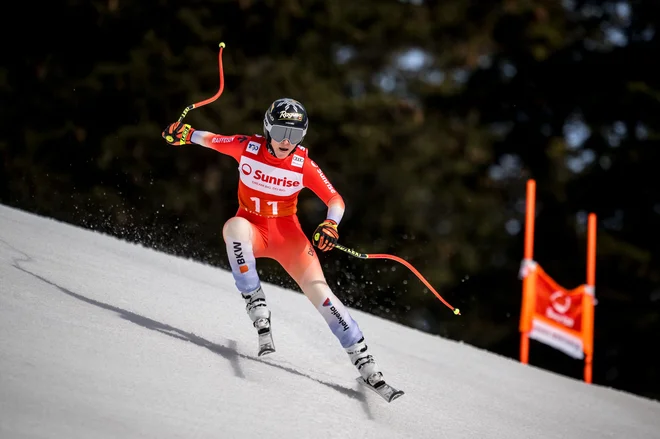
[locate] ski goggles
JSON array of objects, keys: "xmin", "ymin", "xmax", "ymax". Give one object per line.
[{"xmin": 269, "ymin": 125, "xmax": 305, "ymax": 145}]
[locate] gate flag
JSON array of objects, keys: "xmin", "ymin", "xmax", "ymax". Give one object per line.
[{"xmin": 518, "ymin": 180, "xmax": 597, "ymax": 383}]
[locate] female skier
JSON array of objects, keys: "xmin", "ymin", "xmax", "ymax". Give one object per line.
[{"xmin": 162, "ymin": 98, "xmax": 402, "ymax": 399}]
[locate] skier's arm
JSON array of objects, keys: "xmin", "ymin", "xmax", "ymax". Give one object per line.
[
  {"xmin": 162, "ymin": 122, "xmax": 245, "ymax": 161},
  {"xmin": 302, "ymin": 160, "xmax": 345, "ymax": 224},
  {"xmin": 191, "ymin": 131, "xmax": 246, "ymax": 161}
]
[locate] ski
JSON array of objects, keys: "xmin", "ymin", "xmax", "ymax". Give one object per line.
[
  {"xmin": 356, "ymin": 377, "xmax": 405, "ymax": 403},
  {"xmin": 257, "ymin": 330, "xmax": 275, "ymax": 356}
]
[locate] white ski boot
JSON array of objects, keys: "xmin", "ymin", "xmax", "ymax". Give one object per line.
[
  {"xmin": 346, "ymin": 337, "xmax": 382, "ymax": 384},
  {"xmin": 242, "ymin": 287, "xmax": 275, "ymax": 356},
  {"xmin": 346, "ymin": 337, "xmax": 404, "ymax": 402}
]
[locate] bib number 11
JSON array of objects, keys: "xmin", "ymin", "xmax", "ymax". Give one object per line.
[{"xmin": 250, "ymin": 197, "xmax": 278, "ymax": 215}]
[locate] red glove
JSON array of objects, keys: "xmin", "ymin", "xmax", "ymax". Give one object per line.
[
  {"xmin": 313, "ymin": 219, "xmax": 339, "ymax": 252},
  {"xmin": 162, "ymin": 122, "xmax": 195, "ymax": 146}
]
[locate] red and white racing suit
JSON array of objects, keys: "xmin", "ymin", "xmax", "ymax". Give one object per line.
[{"xmin": 191, "ymin": 131, "xmax": 363, "ymax": 348}]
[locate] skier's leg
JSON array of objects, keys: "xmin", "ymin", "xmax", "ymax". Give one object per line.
[
  {"xmin": 292, "ymin": 258, "xmax": 364, "ymax": 349},
  {"xmin": 222, "ymin": 215, "xmax": 271, "ymax": 328},
  {"xmin": 273, "ymin": 218, "xmax": 383, "ymax": 384},
  {"xmin": 297, "ymin": 255, "xmax": 383, "ymax": 384}
]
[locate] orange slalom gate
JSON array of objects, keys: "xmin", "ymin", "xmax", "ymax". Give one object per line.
[{"xmin": 519, "ymin": 179, "xmax": 597, "ymax": 383}]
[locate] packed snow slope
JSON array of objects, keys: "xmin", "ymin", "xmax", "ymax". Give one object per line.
[{"xmin": 1, "ymin": 204, "xmax": 658, "ymax": 439}]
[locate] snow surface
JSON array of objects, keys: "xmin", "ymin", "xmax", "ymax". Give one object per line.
[{"xmin": 1, "ymin": 204, "xmax": 658, "ymax": 439}]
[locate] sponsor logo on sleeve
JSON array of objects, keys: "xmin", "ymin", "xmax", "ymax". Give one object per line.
[
  {"xmin": 316, "ymin": 168, "xmax": 336, "ymax": 193},
  {"xmin": 247, "ymin": 141, "xmax": 261, "ymax": 154},
  {"xmin": 212, "ymin": 136, "xmax": 234, "ymax": 144}
]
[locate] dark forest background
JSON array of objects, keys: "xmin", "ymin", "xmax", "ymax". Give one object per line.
[{"xmin": 2, "ymin": 0, "xmax": 659, "ymax": 401}]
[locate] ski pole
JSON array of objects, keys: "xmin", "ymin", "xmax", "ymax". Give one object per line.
[
  {"xmin": 178, "ymin": 42, "xmax": 226, "ymax": 122},
  {"xmin": 333, "ymin": 243, "xmax": 461, "ymax": 315},
  {"xmin": 165, "ymin": 42, "xmax": 227, "ymax": 144}
]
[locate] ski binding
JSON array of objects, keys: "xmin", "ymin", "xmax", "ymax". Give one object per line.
[
  {"xmin": 356, "ymin": 377, "xmax": 405, "ymax": 403},
  {"xmin": 257, "ymin": 329, "xmax": 275, "ymax": 356}
]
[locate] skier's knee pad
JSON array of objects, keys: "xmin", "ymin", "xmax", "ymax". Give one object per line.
[{"xmin": 222, "ymin": 216, "xmax": 253, "ymax": 242}]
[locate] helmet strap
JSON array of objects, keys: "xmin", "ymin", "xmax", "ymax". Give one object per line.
[{"xmin": 265, "ymin": 134, "xmax": 277, "ymax": 157}]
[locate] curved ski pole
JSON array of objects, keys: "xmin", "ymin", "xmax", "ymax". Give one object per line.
[
  {"xmin": 177, "ymin": 42, "xmax": 227, "ymax": 123},
  {"xmin": 333, "ymin": 243, "xmax": 460, "ymax": 316}
]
